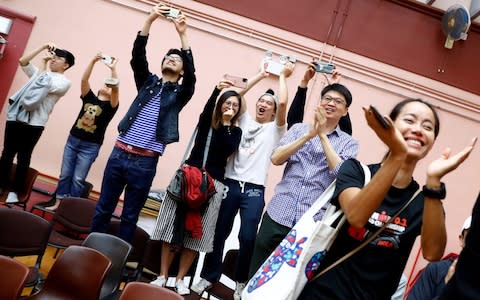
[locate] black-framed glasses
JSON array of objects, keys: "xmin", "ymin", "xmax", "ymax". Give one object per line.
[{"xmin": 321, "ymin": 95, "xmax": 346, "ymax": 106}]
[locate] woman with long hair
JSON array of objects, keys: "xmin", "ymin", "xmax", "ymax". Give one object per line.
[
  {"xmin": 299, "ymin": 98, "xmax": 476, "ymax": 299},
  {"xmin": 150, "ymin": 79, "xmax": 243, "ymax": 295}
]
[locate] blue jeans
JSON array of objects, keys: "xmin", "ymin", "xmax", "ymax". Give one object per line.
[
  {"xmin": 200, "ymin": 178, "xmax": 265, "ymax": 283},
  {"xmin": 56, "ymin": 134, "xmax": 100, "ymax": 198},
  {"xmin": 90, "ymin": 147, "xmax": 158, "ymax": 242}
]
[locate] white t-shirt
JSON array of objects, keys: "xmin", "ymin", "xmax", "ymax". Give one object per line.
[{"xmin": 225, "ymin": 112, "xmax": 286, "ymax": 186}]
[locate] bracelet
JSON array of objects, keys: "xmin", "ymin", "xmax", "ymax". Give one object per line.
[{"xmin": 422, "ymin": 182, "xmax": 446, "ymax": 200}]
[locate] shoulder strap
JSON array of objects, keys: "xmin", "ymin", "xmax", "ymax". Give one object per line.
[{"xmin": 311, "ymin": 186, "xmax": 421, "ymax": 281}]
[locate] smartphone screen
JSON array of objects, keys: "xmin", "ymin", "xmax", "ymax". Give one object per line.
[
  {"xmin": 224, "ymin": 74, "xmax": 248, "ymax": 89},
  {"xmin": 370, "ymin": 105, "xmax": 390, "ymax": 128}
]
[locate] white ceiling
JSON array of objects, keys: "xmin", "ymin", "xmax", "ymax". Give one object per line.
[{"xmin": 414, "ymin": 0, "xmax": 480, "ymax": 24}]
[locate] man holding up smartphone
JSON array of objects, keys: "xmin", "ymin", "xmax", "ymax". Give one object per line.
[
  {"xmin": 1, "ymin": 42, "xmax": 73, "ymax": 204},
  {"xmin": 91, "ymin": 2, "xmax": 196, "ymax": 249},
  {"xmin": 192, "ymin": 62, "xmax": 294, "ymax": 300}
]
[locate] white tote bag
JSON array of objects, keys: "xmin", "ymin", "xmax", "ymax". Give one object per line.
[{"xmin": 242, "ymin": 163, "xmax": 371, "ymax": 300}]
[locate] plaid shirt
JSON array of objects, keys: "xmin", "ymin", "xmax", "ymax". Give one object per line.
[{"xmin": 266, "ymin": 123, "xmax": 359, "ymax": 228}]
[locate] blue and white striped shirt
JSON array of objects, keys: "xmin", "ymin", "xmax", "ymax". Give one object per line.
[
  {"xmin": 266, "ymin": 123, "xmax": 359, "ymax": 228},
  {"xmin": 117, "ymin": 89, "xmax": 165, "ymax": 155}
]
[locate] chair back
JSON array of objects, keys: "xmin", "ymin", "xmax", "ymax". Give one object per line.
[
  {"xmin": 0, "ymin": 255, "xmax": 29, "ymax": 300},
  {"xmin": 222, "ymin": 249, "xmax": 240, "ymax": 280},
  {"xmin": 0, "ymin": 163, "xmax": 39, "ymax": 210},
  {"xmin": 82, "ymin": 232, "xmax": 132, "ymax": 299},
  {"xmin": 48, "ymin": 197, "xmax": 97, "ymax": 252},
  {"xmin": 108, "ymin": 220, "xmax": 150, "ymax": 281},
  {"xmin": 119, "ymin": 282, "xmax": 182, "ymax": 300},
  {"xmin": 0, "ymin": 208, "xmax": 52, "ymax": 288},
  {"xmin": 28, "ymin": 245, "xmax": 112, "ymax": 300},
  {"xmin": 80, "ymin": 181, "xmax": 94, "ymax": 198}
]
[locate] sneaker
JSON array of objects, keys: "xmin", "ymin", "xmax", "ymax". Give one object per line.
[
  {"xmin": 150, "ymin": 275, "xmax": 166, "ymax": 287},
  {"xmin": 191, "ymin": 278, "xmax": 212, "ymax": 295},
  {"xmin": 175, "ymin": 279, "xmax": 190, "ymax": 296},
  {"xmin": 233, "ymin": 282, "xmax": 246, "ymax": 300},
  {"xmin": 5, "ymin": 192, "xmax": 19, "ymax": 204}
]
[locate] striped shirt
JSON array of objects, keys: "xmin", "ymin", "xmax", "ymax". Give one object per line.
[
  {"xmin": 266, "ymin": 123, "xmax": 359, "ymax": 228},
  {"xmin": 117, "ymin": 89, "xmax": 165, "ymax": 155}
]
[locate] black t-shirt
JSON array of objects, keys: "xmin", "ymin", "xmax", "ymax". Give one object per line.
[
  {"xmin": 306, "ymin": 159, "xmax": 424, "ymax": 300},
  {"xmin": 70, "ymin": 89, "xmax": 118, "ymax": 145}
]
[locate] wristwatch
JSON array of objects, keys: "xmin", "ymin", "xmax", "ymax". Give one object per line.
[{"xmin": 422, "ymin": 182, "xmax": 446, "ymax": 200}]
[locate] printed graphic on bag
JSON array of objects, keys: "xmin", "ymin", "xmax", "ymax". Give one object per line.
[
  {"xmin": 304, "ymin": 250, "xmax": 327, "ymax": 280},
  {"xmin": 247, "ymin": 229, "xmax": 307, "ymax": 292}
]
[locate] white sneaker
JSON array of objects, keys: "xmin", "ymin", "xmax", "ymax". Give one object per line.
[
  {"xmin": 233, "ymin": 282, "xmax": 246, "ymax": 300},
  {"xmin": 5, "ymin": 192, "xmax": 19, "ymax": 204},
  {"xmin": 191, "ymin": 278, "xmax": 212, "ymax": 295},
  {"xmin": 175, "ymin": 279, "xmax": 190, "ymax": 295},
  {"xmin": 150, "ymin": 275, "xmax": 166, "ymax": 287}
]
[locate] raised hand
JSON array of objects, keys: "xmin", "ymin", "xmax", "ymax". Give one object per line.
[
  {"xmin": 363, "ymin": 106, "xmax": 407, "ymax": 157},
  {"xmin": 218, "ymin": 78, "xmax": 234, "ymax": 90},
  {"xmin": 426, "ymin": 137, "xmax": 477, "ymax": 182},
  {"xmin": 173, "ymin": 14, "xmax": 187, "ymax": 35}
]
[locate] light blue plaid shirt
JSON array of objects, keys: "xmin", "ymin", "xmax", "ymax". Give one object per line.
[{"xmin": 266, "ymin": 123, "xmax": 359, "ymax": 228}]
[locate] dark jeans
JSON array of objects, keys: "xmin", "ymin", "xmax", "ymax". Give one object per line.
[
  {"xmin": 90, "ymin": 147, "xmax": 158, "ymax": 243},
  {"xmin": 248, "ymin": 212, "xmax": 291, "ymax": 279},
  {"xmin": 201, "ymin": 178, "xmax": 265, "ymax": 283},
  {"xmin": 0, "ymin": 121, "xmax": 44, "ymax": 192}
]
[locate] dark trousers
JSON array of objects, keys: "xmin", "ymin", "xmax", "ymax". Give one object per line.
[
  {"xmin": 201, "ymin": 178, "xmax": 265, "ymax": 283},
  {"xmin": 0, "ymin": 121, "xmax": 43, "ymax": 192},
  {"xmin": 248, "ymin": 212, "xmax": 291, "ymax": 279},
  {"xmin": 90, "ymin": 147, "xmax": 158, "ymax": 243}
]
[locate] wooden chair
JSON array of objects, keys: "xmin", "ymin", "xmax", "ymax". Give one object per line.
[
  {"xmin": 0, "ymin": 163, "xmax": 39, "ymax": 211},
  {"xmin": 0, "ymin": 208, "xmax": 52, "ymax": 293},
  {"xmin": 119, "ymin": 282, "xmax": 182, "ymax": 300},
  {"xmin": 82, "ymin": 232, "xmax": 132, "ymax": 300},
  {"xmin": 26, "ymin": 245, "xmax": 112, "ymax": 300},
  {"xmin": 0, "ymin": 255, "xmax": 30, "ymax": 300},
  {"xmin": 47, "ymin": 197, "xmax": 97, "ymax": 258}
]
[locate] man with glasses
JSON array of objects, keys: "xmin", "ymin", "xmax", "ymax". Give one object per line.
[
  {"xmin": 248, "ymin": 83, "xmax": 359, "ymax": 277},
  {"xmin": 1, "ymin": 42, "xmax": 74, "ymax": 204},
  {"xmin": 91, "ymin": 3, "xmax": 196, "ymax": 243}
]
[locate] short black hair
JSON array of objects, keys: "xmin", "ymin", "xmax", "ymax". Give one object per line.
[
  {"xmin": 54, "ymin": 48, "xmax": 75, "ymax": 69},
  {"xmin": 321, "ymin": 83, "xmax": 352, "ymax": 107}
]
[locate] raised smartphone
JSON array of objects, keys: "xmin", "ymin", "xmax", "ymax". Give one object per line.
[
  {"xmin": 314, "ymin": 62, "xmax": 335, "ymax": 74},
  {"xmin": 101, "ymin": 54, "xmax": 113, "ymax": 65},
  {"xmin": 224, "ymin": 74, "xmax": 248, "ymax": 88},
  {"xmin": 265, "ymin": 60, "xmax": 284, "ymax": 76},
  {"xmin": 370, "ymin": 105, "xmax": 390, "ymax": 128},
  {"xmin": 163, "ymin": 8, "xmax": 180, "ymax": 18}
]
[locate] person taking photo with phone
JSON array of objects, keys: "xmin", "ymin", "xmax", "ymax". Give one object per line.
[
  {"xmin": 191, "ymin": 61, "xmax": 294, "ymax": 299},
  {"xmin": 40, "ymin": 52, "xmax": 119, "ymax": 209},
  {"xmin": 150, "ymin": 77, "xmax": 243, "ymax": 295},
  {"xmin": 90, "ymin": 3, "xmax": 196, "ymax": 244},
  {"xmin": 1, "ymin": 42, "xmax": 74, "ymax": 204}
]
